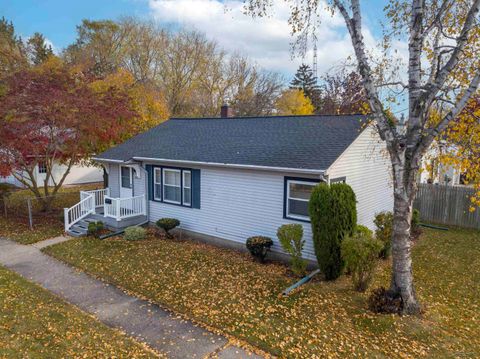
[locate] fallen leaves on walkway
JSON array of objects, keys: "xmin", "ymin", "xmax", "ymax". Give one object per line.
[
  {"xmin": 44, "ymin": 227, "xmax": 480, "ymax": 358},
  {"xmin": 0, "ymin": 266, "xmax": 162, "ymax": 358}
]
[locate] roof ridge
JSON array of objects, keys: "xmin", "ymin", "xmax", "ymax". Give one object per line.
[{"xmin": 169, "ymin": 113, "xmax": 368, "ymax": 121}]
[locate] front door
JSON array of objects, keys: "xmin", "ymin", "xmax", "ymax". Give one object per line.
[{"xmin": 120, "ymin": 166, "xmax": 133, "ymax": 198}]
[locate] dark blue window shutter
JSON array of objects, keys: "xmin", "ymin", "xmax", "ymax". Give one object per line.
[
  {"xmin": 192, "ymin": 169, "xmax": 201, "ymax": 209},
  {"xmin": 146, "ymin": 165, "xmax": 153, "ymax": 201}
]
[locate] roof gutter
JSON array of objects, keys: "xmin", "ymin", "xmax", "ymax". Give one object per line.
[
  {"xmin": 131, "ymin": 156, "xmax": 325, "ymax": 175},
  {"xmin": 91, "ymin": 158, "xmax": 126, "ymax": 164}
]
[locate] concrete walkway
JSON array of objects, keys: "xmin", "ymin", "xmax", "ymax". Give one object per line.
[
  {"xmin": 0, "ymin": 238, "xmax": 263, "ymax": 359},
  {"xmin": 31, "ymin": 235, "xmax": 74, "ymax": 249}
]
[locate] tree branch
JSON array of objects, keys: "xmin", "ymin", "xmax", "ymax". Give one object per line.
[
  {"xmin": 421, "ymin": 0, "xmax": 480, "ymax": 109},
  {"xmin": 333, "ymin": 0, "xmax": 398, "ymax": 149},
  {"xmin": 416, "ymin": 71, "xmax": 480, "ymax": 158}
]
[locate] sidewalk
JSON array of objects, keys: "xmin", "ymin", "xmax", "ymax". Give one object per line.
[{"xmin": 0, "ymin": 237, "xmax": 262, "ymax": 359}]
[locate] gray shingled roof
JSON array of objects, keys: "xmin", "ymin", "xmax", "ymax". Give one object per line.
[{"xmin": 97, "ymin": 114, "xmax": 367, "ymax": 171}]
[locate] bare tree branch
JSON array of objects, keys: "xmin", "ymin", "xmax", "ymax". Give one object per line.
[{"xmin": 421, "ymin": 0, "xmax": 480, "ymax": 110}]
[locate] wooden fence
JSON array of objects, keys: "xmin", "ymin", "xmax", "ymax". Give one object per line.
[{"xmin": 414, "ymin": 184, "xmax": 480, "ymax": 229}]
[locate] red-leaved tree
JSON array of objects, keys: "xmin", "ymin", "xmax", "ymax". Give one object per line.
[{"xmin": 0, "ymin": 58, "xmax": 137, "ymax": 210}]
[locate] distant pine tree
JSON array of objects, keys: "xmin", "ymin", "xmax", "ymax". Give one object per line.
[
  {"xmin": 27, "ymin": 32, "xmax": 53, "ymax": 65},
  {"xmin": 290, "ymin": 64, "xmax": 321, "ymax": 111},
  {"xmin": 0, "ymin": 17, "xmax": 27, "ymax": 75}
]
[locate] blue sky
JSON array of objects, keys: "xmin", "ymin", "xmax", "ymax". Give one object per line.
[{"xmin": 2, "ymin": 0, "xmax": 392, "ymax": 78}]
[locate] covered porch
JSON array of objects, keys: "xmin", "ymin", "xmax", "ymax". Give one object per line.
[{"xmin": 64, "ymin": 188, "xmax": 147, "ymax": 236}]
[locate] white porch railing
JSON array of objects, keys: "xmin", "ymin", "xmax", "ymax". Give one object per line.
[
  {"xmin": 64, "ymin": 194, "xmax": 95, "ymax": 231},
  {"xmin": 104, "ymin": 194, "xmax": 146, "ymax": 221},
  {"xmin": 80, "ymin": 188, "xmax": 109, "ymax": 208}
]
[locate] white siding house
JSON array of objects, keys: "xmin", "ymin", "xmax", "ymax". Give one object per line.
[
  {"xmin": 92, "ymin": 115, "xmax": 393, "ymax": 262},
  {"xmin": 325, "ymin": 126, "xmax": 393, "ymax": 229},
  {"xmin": 1, "ymin": 162, "xmax": 103, "ymax": 188}
]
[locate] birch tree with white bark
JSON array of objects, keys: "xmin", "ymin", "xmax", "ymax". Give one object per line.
[{"xmin": 245, "ymin": 0, "xmax": 480, "ymax": 314}]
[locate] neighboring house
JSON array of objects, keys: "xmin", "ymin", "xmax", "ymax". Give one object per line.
[
  {"xmin": 419, "ymin": 142, "xmax": 466, "ymax": 186},
  {"xmin": 0, "ymin": 161, "xmax": 103, "ymax": 188},
  {"xmin": 65, "ymin": 110, "xmax": 394, "ymax": 261}
]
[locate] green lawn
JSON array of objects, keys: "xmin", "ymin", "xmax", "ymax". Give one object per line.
[
  {"xmin": 43, "ymin": 227, "xmax": 480, "ymax": 358},
  {"xmin": 0, "ymin": 265, "xmax": 161, "ymax": 358},
  {"xmin": 0, "ymin": 184, "xmax": 101, "ymax": 244}
]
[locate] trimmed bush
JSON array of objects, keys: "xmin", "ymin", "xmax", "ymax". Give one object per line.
[
  {"xmin": 309, "ymin": 182, "xmax": 357, "ymax": 280},
  {"xmin": 87, "ymin": 221, "xmax": 104, "ymax": 237},
  {"xmin": 277, "ymin": 224, "xmax": 307, "ymax": 276},
  {"xmin": 374, "ymin": 211, "xmax": 393, "ymax": 259},
  {"xmin": 411, "ymin": 209, "xmax": 422, "ymax": 239},
  {"xmin": 368, "ymin": 287, "xmax": 403, "ymax": 314},
  {"xmin": 156, "ymin": 218, "xmax": 180, "ymax": 238},
  {"xmin": 341, "ymin": 229, "xmax": 383, "ymax": 292},
  {"xmin": 246, "ymin": 236, "xmax": 273, "ymax": 262},
  {"xmin": 124, "ymin": 226, "xmax": 146, "ymax": 241},
  {"xmin": 355, "ymin": 225, "xmax": 373, "ymax": 237}
]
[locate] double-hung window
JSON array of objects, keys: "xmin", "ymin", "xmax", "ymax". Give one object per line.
[
  {"xmin": 183, "ymin": 170, "xmax": 191, "ymax": 206},
  {"xmin": 151, "ymin": 166, "xmax": 197, "ymax": 208},
  {"xmin": 154, "ymin": 168, "xmax": 162, "ymax": 200},
  {"xmin": 285, "ymin": 178, "xmax": 319, "ymax": 221},
  {"xmin": 163, "ymin": 168, "xmax": 181, "ymax": 204}
]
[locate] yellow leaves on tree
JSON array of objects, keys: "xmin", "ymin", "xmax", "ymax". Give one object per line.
[
  {"xmin": 275, "ymin": 89, "xmax": 315, "ymax": 116},
  {"xmin": 441, "ymin": 97, "xmax": 480, "ymax": 211},
  {"xmin": 90, "ymin": 68, "xmax": 169, "ymax": 135}
]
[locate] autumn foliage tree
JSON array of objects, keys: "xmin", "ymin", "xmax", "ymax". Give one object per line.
[
  {"xmin": 0, "ymin": 58, "xmax": 137, "ymax": 210},
  {"xmin": 275, "ymin": 89, "xmax": 315, "ymax": 115},
  {"xmin": 89, "ymin": 68, "xmax": 169, "ymax": 137},
  {"xmin": 319, "ymin": 71, "xmax": 368, "ymax": 115},
  {"xmin": 441, "ymin": 96, "xmax": 480, "ymax": 207}
]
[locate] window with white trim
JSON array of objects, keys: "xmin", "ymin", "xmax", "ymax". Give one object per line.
[
  {"xmin": 121, "ymin": 166, "xmax": 132, "ymax": 188},
  {"xmin": 285, "ymin": 179, "xmax": 318, "ymax": 221},
  {"xmin": 163, "ymin": 168, "xmax": 181, "ymax": 204},
  {"xmin": 154, "ymin": 168, "xmax": 162, "ymax": 200},
  {"xmin": 183, "ymin": 170, "xmax": 191, "ymax": 206},
  {"xmin": 38, "ymin": 161, "xmax": 47, "ymax": 174}
]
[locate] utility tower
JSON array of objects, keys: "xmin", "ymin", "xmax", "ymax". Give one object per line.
[{"xmin": 312, "ymin": 35, "xmax": 318, "ymax": 82}]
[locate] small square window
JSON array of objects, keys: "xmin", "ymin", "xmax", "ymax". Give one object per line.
[
  {"xmin": 285, "ymin": 179, "xmax": 318, "ymax": 221},
  {"xmin": 38, "ymin": 162, "xmax": 47, "ymax": 174}
]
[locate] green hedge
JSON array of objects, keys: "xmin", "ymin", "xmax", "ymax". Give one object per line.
[{"xmin": 309, "ymin": 182, "xmax": 357, "ymax": 280}]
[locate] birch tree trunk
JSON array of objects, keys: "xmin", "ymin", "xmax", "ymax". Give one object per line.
[{"xmin": 391, "ymin": 163, "xmax": 420, "ymax": 314}]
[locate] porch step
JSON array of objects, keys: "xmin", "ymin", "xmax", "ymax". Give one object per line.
[
  {"xmin": 66, "ymin": 213, "xmax": 148, "ymax": 238},
  {"xmin": 67, "ymin": 225, "xmax": 87, "ymax": 237}
]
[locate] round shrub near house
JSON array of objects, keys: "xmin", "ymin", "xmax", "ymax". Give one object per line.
[
  {"xmin": 309, "ymin": 182, "xmax": 357, "ymax": 280},
  {"xmin": 341, "ymin": 227, "xmax": 383, "ymax": 292},
  {"xmin": 156, "ymin": 218, "xmax": 180, "ymax": 238},
  {"xmin": 87, "ymin": 221, "xmax": 104, "ymax": 238},
  {"xmin": 124, "ymin": 226, "xmax": 146, "ymax": 241},
  {"xmin": 246, "ymin": 236, "xmax": 273, "ymax": 262},
  {"xmin": 277, "ymin": 224, "xmax": 307, "ymax": 276}
]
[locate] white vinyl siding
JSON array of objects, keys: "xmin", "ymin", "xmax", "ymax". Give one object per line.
[
  {"xmin": 326, "ymin": 125, "xmax": 394, "ymax": 230},
  {"xmin": 107, "ymin": 164, "xmax": 120, "ymax": 198},
  {"xmin": 148, "ymin": 165, "xmax": 320, "ymax": 261}
]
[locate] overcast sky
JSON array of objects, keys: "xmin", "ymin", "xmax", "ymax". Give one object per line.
[{"xmin": 2, "ymin": 0, "xmax": 394, "ymax": 80}]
